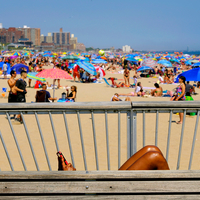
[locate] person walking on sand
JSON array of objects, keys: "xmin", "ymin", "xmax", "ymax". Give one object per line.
[{"xmin": 124, "ymin": 67, "xmax": 130, "ymax": 86}]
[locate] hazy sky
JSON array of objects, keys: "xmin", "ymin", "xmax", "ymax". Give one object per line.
[{"xmin": 1, "ymin": 0, "xmax": 200, "ymax": 51}]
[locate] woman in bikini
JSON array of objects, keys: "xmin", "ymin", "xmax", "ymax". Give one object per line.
[
  {"xmin": 170, "ymin": 76, "xmax": 186, "ymax": 124},
  {"xmin": 124, "ymin": 67, "xmax": 130, "ymax": 86},
  {"xmin": 151, "ymin": 83, "xmax": 163, "ymax": 97},
  {"xmin": 57, "ymin": 145, "xmax": 169, "ymax": 171},
  {"xmin": 66, "ymin": 86, "xmax": 77, "ymax": 102}
]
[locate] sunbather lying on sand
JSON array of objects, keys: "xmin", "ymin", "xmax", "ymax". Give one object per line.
[
  {"xmin": 111, "ymin": 93, "xmax": 131, "ymax": 101},
  {"xmin": 57, "ymin": 145, "xmax": 169, "ymax": 171}
]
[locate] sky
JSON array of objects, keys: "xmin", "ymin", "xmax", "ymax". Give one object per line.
[{"xmin": 0, "ymin": 0, "xmax": 200, "ymax": 51}]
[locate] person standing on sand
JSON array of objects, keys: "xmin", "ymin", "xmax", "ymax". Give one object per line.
[
  {"xmin": 15, "ymin": 70, "xmax": 27, "ymax": 123},
  {"xmin": 7, "ymin": 70, "xmax": 18, "ymax": 103},
  {"xmin": 124, "ymin": 67, "xmax": 130, "ymax": 85},
  {"xmin": 3, "ymin": 61, "xmax": 7, "ymax": 79}
]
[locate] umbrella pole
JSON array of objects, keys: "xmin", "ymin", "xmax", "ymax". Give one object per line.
[{"xmin": 53, "ymin": 79, "xmax": 55, "ymax": 102}]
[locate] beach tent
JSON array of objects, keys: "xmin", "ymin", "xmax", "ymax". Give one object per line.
[
  {"xmin": 0, "ymin": 62, "xmax": 11, "ymax": 74},
  {"xmin": 11, "ymin": 64, "xmax": 29, "ymax": 74},
  {"xmin": 175, "ymin": 68, "xmax": 200, "ymax": 82}
]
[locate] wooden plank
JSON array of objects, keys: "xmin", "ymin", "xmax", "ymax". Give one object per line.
[
  {"xmin": 0, "ymin": 171, "xmax": 200, "ymax": 180},
  {"xmin": 2, "ymin": 195, "xmax": 200, "ymax": 200},
  {"xmin": 0, "ymin": 181, "xmax": 200, "ymax": 194}
]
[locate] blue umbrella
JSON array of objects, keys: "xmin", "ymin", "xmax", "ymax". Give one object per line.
[
  {"xmin": 192, "ymin": 62, "xmax": 200, "ymax": 67},
  {"xmin": 91, "ymin": 59, "xmax": 107, "ymax": 64},
  {"xmin": 126, "ymin": 58, "xmax": 138, "ymax": 62},
  {"xmin": 76, "ymin": 61, "xmax": 97, "ymax": 75},
  {"xmin": 11, "ymin": 64, "xmax": 29, "ymax": 74},
  {"xmin": 185, "ymin": 60, "xmax": 192, "ymax": 65},
  {"xmin": 137, "ymin": 66, "xmax": 153, "ymax": 72},
  {"xmin": 175, "ymin": 68, "xmax": 200, "ymax": 83}
]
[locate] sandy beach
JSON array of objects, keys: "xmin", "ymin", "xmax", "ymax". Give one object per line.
[{"xmin": 0, "ymin": 65, "xmax": 200, "ymax": 171}]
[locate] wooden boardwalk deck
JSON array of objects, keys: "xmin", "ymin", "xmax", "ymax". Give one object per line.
[{"xmin": 0, "ymin": 171, "xmax": 199, "ymax": 199}]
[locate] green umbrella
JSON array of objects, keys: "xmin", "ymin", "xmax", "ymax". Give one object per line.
[{"xmin": 62, "ymin": 55, "xmax": 79, "ymax": 60}]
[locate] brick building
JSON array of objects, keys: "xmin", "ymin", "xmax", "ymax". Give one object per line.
[
  {"xmin": 0, "ymin": 27, "xmax": 24, "ymax": 44},
  {"xmin": 76, "ymin": 43, "xmax": 86, "ymax": 51}
]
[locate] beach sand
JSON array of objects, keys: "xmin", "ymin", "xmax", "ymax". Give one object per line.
[{"xmin": 0, "ymin": 66, "xmax": 200, "ymax": 171}]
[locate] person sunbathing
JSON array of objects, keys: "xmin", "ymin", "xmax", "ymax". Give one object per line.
[
  {"xmin": 151, "ymin": 83, "xmax": 163, "ymax": 97},
  {"xmin": 111, "ymin": 93, "xmax": 131, "ymax": 101},
  {"xmin": 57, "ymin": 145, "xmax": 169, "ymax": 171}
]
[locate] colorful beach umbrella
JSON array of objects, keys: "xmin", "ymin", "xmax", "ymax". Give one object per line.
[
  {"xmin": 141, "ymin": 58, "xmax": 157, "ymax": 68},
  {"xmin": 62, "ymin": 55, "xmax": 79, "ymax": 60},
  {"xmin": 94, "ymin": 66, "xmax": 106, "ymax": 76},
  {"xmin": 137, "ymin": 66, "xmax": 153, "ymax": 72},
  {"xmin": 76, "ymin": 61, "xmax": 97, "ymax": 75},
  {"xmin": 27, "ymin": 72, "xmax": 46, "ymax": 82}
]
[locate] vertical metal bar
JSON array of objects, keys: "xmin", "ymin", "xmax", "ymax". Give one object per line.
[
  {"xmin": 105, "ymin": 111, "xmax": 110, "ymax": 170},
  {"xmin": 49, "ymin": 111, "xmax": 59, "ymax": 152},
  {"xmin": 0, "ymin": 131, "xmax": 14, "ymax": 171},
  {"xmin": 166, "ymin": 110, "xmax": 172, "ymax": 162},
  {"xmin": 35, "ymin": 112, "xmax": 52, "ymax": 171},
  {"xmin": 132, "ymin": 111, "xmax": 137, "ymax": 155},
  {"xmin": 77, "ymin": 111, "xmax": 87, "ymax": 171},
  {"xmin": 118, "ymin": 111, "xmax": 121, "ymax": 169},
  {"xmin": 91, "ymin": 111, "xmax": 99, "ymax": 170},
  {"xmin": 21, "ymin": 112, "xmax": 39, "ymax": 171},
  {"xmin": 143, "ymin": 111, "xmax": 145, "ymax": 147},
  {"xmin": 127, "ymin": 111, "xmax": 131, "ymax": 160},
  {"xmin": 155, "ymin": 111, "xmax": 159, "ymax": 146},
  {"xmin": 177, "ymin": 110, "xmax": 186, "ymax": 170},
  {"xmin": 6, "ymin": 112, "xmax": 27, "ymax": 171},
  {"xmin": 188, "ymin": 110, "xmax": 200, "ymax": 170},
  {"xmin": 63, "ymin": 112, "xmax": 75, "ymax": 168}
]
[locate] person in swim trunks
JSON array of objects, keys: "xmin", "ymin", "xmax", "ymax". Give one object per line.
[{"xmin": 7, "ymin": 70, "xmax": 18, "ymax": 103}]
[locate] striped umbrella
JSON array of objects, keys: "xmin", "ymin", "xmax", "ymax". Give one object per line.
[
  {"xmin": 141, "ymin": 58, "xmax": 157, "ymax": 68},
  {"xmin": 94, "ymin": 66, "xmax": 106, "ymax": 76},
  {"xmin": 76, "ymin": 61, "xmax": 97, "ymax": 75}
]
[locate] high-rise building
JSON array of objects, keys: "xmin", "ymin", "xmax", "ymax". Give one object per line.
[
  {"xmin": 52, "ymin": 28, "xmax": 70, "ymax": 45},
  {"xmin": 0, "ymin": 23, "xmax": 2, "ymax": 29},
  {"xmin": 122, "ymin": 45, "xmax": 132, "ymax": 53},
  {"xmin": 41, "ymin": 33, "xmax": 52, "ymax": 44},
  {"xmin": 18, "ymin": 26, "xmax": 41, "ymax": 46}
]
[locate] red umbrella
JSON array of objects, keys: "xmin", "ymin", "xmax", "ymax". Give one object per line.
[
  {"xmin": 36, "ymin": 68, "xmax": 73, "ymax": 79},
  {"xmin": 94, "ymin": 66, "xmax": 106, "ymax": 76},
  {"xmin": 36, "ymin": 68, "xmax": 73, "ymax": 99}
]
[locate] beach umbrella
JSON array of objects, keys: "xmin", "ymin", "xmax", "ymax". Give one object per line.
[
  {"xmin": 62, "ymin": 55, "xmax": 79, "ymax": 60},
  {"xmin": 91, "ymin": 59, "xmax": 107, "ymax": 64},
  {"xmin": 76, "ymin": 61, "xmax": 97, "ymax": 76},
  {"xmin": 175, "ymin": 68, "xmax": 200, "ymax": 83},
  {"xmin": 11, "ymin": 64, "xmax": 29, "ymax": 74},
  {"xmin": 137, "ymin": 66, "xmax": 153, "ymax": 72},
  {"xmin": 94, "ymin": 66, "xmax": 106, "ymax": 76},
  {"xmin": 36, "ymin": 68, "xmax": 73, "ymax": 98},
  {"xmin": 126, "ymin": 57, "xmax": 138, "ymax": 62},
  {"xmin": 191, "ymin": 60, "xmax": 199, "ymax": 63},
  {"xmin": 27, "ymin": 72, "xmax": 46, "ymax": 82},
  {"xmin": 141, "ymin": 58, "xmax": 157, "ymax": 68},
  {"xmin": 185, "ymin": 60, "xmax": 192, "ymax": 65},
  {"xmin": 192, "ymin": 62, "xmax": 200, "ymax": 67}
]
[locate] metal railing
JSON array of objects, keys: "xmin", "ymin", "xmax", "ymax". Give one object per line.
[{"xmin": 0, "ymin": 101, "xmax": 200, "ymax": 171}]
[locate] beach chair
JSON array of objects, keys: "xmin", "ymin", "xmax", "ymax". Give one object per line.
[
  {"xmin": 103, "ymin": 78, "xmax": 112, "ymax": 87},
  {"xmin": 36, "ymin": 91, "xmax": 46, "ymax": 102}
]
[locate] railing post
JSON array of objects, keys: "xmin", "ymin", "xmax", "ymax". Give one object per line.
[
  {"xmin": 127, "ymin": 110, "xmax": 131, "ymax": 160},
  {"xmin": 131, "ymin": 111, "xmax": 137, "ymax": 155}
]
